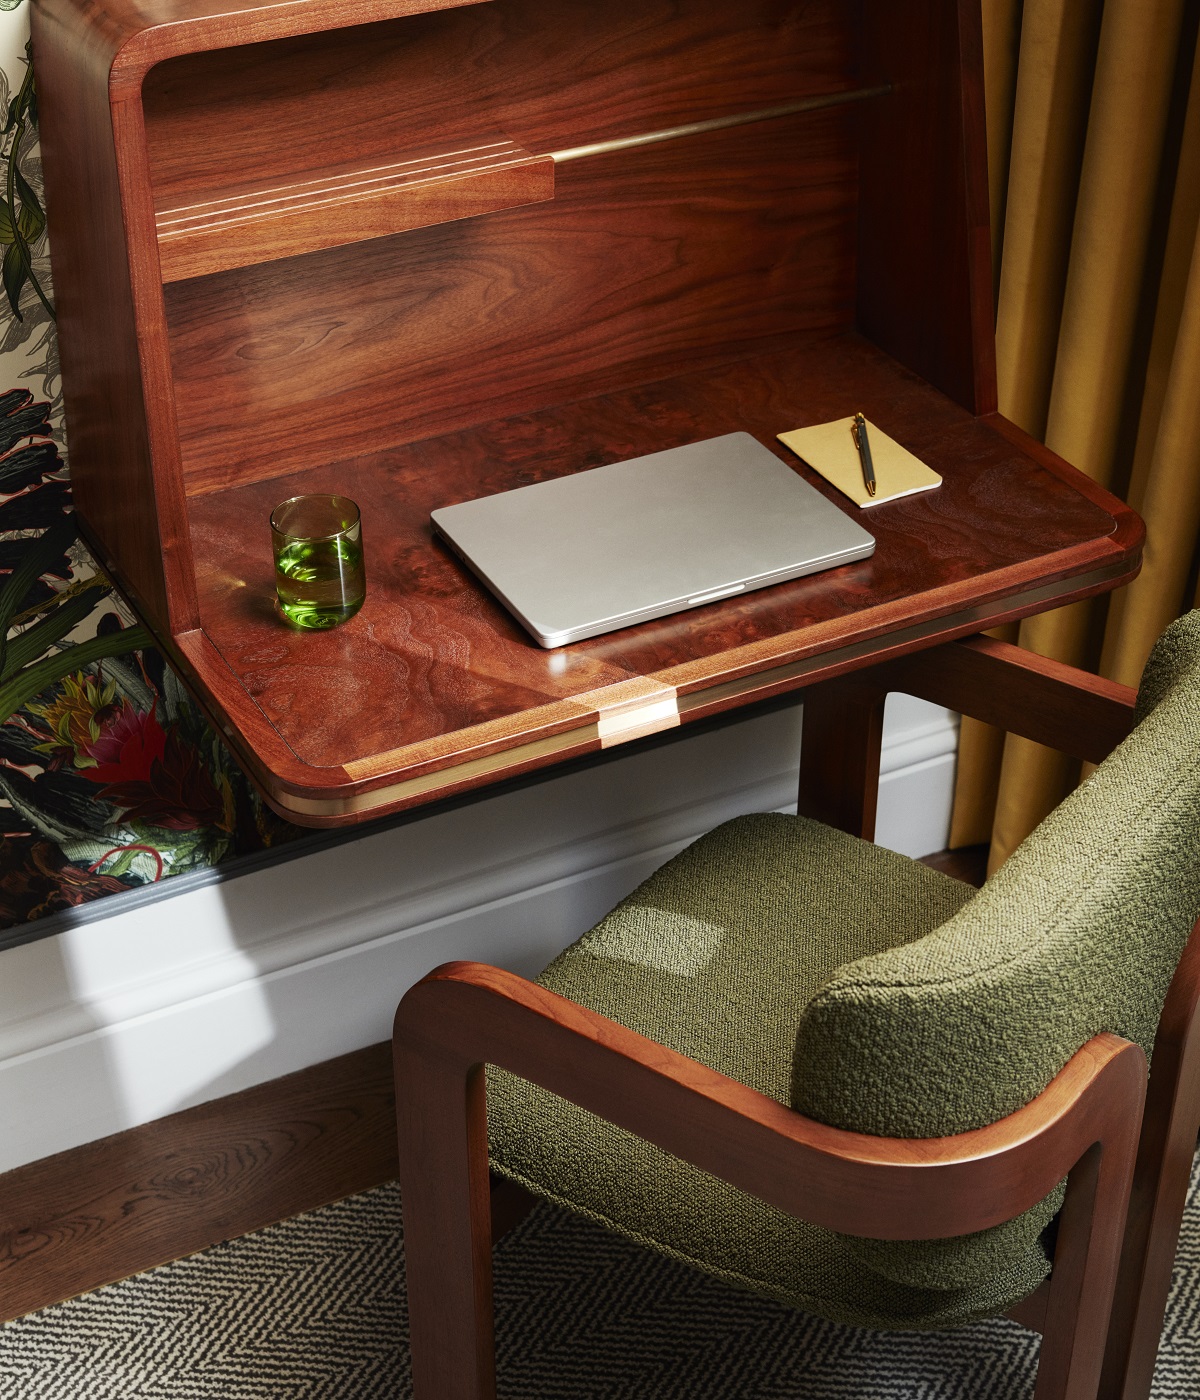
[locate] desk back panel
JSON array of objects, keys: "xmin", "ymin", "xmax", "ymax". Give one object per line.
[{"xmin": 165, "ymin": 111, "xmax": 859, "ymax": 495}]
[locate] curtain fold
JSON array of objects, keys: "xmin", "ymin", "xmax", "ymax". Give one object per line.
[
  {"xmin": 1102, "ymin": 35, "xmax": 1200, "ymax": 683},
  {"xmin": 954, "ymin": 2, "xmax": 1200, "ymax": 870}
]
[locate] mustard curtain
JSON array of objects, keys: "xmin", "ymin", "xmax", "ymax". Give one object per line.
[{"xmin": 951, "ymin": 0, "xmax": 1200, "ymax": 872}]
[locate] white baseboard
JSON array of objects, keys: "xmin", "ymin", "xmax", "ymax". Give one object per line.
[{"xmin": 0, "ymin": 697, "xmax": 958, "ymax": 1173}]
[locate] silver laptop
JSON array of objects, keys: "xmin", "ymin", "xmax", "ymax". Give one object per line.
[{"xmin": 431, "ymin": 432, "xmax": 875, "ymax": 648}]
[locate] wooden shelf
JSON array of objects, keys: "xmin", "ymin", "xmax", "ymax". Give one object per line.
[{"xmin": 155, "ymin": 137, "xmax": 555, "ymax": 283}]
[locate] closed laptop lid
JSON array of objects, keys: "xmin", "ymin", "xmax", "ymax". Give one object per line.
[{"xmin": 431, "ymin": 432, "xmax": 875, "ymax": 647}]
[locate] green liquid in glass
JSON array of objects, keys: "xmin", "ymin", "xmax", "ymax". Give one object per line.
[{"xmin": 274, "ymin": 534, "xmax": 365, "ymax": 629}]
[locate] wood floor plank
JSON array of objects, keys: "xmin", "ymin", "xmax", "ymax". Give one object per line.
[
  {"xmin": 919, "ymin": 843, "xmax": 988, "ymax": 887},
  {"xmin": 0, "ymin": 1042, "xmax": 397, "ymax": 1322}
]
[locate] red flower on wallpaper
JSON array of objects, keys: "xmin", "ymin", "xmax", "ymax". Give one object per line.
[
  {"xmin": 80, "ymin": 703, "xmax": 225, "ymax": 831},
  {"xmin": 83, "ymin": 700, "xmax": 167, "ymax": 783}
]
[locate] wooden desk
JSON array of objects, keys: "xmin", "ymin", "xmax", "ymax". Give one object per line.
[
  {"xmin": 177, "ymin": 333, "xmax": 1140, "ymax": 824},
  {"xmin": 33, "ymin": 0, "xmax": 1142, "ymax": 826}
]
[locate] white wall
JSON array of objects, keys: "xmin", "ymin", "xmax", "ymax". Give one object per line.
[{"xmin": 0, "ymin": 697, "xmax": 957, "ymax": 1173}]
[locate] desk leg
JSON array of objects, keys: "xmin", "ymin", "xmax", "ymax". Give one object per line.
[{"xmin": 797, "ymin": 677, "xmax": 887, "ymax": 840}]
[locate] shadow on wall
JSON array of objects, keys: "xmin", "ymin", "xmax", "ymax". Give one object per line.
[
  {"xmin": 0, "ymin": 702, "xmax": 810, "ymax": 1168},
  {"xmin": 97, "ymin": 705, "xmax": 815, "ymax": 1118}
]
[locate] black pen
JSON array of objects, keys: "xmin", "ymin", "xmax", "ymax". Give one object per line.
[{"xmin": 852, "ymin": 412, "xmax": 876, "ymax": 498}]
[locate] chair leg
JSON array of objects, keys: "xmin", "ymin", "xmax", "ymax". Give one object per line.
[
  {"xmin": 491, "ymin": 1174, "xmax": 538, "ymax": 1243},
  {"xmin": 1098, "ymin": 918, "xmax": 1200, "ymax": 1400},
  {"xmin": 1035, "ymin": 1141, "xmax": 1138, "ymax": 1400},
  {"xmin": 1098, "ymin": 1154, "xmax": 1194, "ymax": 1400},
  {"xmin": 797, "ymin": 676, "xmax": 887, "ymax": 839},
  {"xmin": 394, "ymin": 1045, "xmax": 496, "ymax": 1400}
]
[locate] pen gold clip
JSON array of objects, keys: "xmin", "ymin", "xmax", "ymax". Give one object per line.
[{"xmin": 852, "ymin": 412, "xmax": 877, "ymax": 498}]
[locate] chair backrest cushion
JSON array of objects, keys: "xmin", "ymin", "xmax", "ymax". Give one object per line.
[{"xmin": 791, "ymin": 611, "xmax": 1200, "ymax": 1290}]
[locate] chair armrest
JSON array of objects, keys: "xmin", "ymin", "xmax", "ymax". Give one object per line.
[
  {"xmin": 880, "ymin": 635, "xmax": 1137, "ymax": 764},
  {"xmin": 395, "ymin": 961, "xmax": 1145, "ymax": 1242}
]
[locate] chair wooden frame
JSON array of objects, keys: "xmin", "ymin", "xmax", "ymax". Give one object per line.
[
  {"xmin": 393, "ymin": 633, "xmax": 1198, "ymax": 1400},
  {"xmin": 802, "ymin": 634, "xmax": 1200, "ymax": 1400}
]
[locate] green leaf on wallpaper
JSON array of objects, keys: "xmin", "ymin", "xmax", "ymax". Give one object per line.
[
  {"xmin": 94, "ymin": 845, "xmax": 141, "ymax": 880},
  {"xmin": 0, "ymin": 41, "xmax": 52, "ymax": 322},
  {"xmin": 0, "ymin": 512, "xmax": 76, "ymax": 637},
  {"xmin": 0, "ymin": 198, "xmax": 14, "ymax": 244},
  {"xmin": 97, "ymin": 651, "xmax": 158, "ymax": 714},
  {"xmin": 1, "ymin": 231, "xmax": 27, "ymax": 316},
  {"xmin": 0, "ymin": 624, "xmax": 155, "ymax": 728},
  {"xmin": 0, "ymin": 514, "xmax": 81, "ymax": 682},
  {"xmin": 1, "ymin": 579, "xmax": 112, "ymax": 682},
  {"xmin": 14, "ymin": 168, "xmax": 43, "ymax": 241},
  {"xmin": 0, "ymin": 769, "xmax": 116, "ymax": 851}
]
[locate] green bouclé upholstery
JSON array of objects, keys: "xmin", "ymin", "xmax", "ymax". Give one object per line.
[
  {"xmin": 487, "ymin": 817, "xmax": 999, "ymax": 1329},
  {"xmin": 487, "ymin": 613, "xmax": 1200, "ymax": 1329},
  {"xmin": 793, "ymin": 612, "xmax": 1200, "ymax": 1291}
]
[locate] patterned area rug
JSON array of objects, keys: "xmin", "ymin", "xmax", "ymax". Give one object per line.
[{"xmin": 2, "ymin": 1159, "xmax": 1198, "ymax": 1399}]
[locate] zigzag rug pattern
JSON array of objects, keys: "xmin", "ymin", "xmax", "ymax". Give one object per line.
[{"xmin": 0, "ymin": 1156, "xmax": 1197, "ymax": 1398}]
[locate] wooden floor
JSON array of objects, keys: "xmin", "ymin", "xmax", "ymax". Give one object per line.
[
  {"xmin": 919, "ymin": 843, "xmax": 989, "ymax": 887},
  {"xmin": 0, "ymin": 843, "xmax": 989, "ymax": 1323},
  {"xmin": 0, "ymin": 1043, "xmax": 397, "ymax": 1322}
]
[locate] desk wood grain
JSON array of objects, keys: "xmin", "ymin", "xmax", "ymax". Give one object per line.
[{"xmin": 179, "ymin": 331, "xmax": 1139, "ymax": 823}]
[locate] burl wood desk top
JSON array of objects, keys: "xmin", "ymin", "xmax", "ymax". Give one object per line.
[{"xmin": 174, "ymin": 333, "xmax": 1141, "ymax": 825}]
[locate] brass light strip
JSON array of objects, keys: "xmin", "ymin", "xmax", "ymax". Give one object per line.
[
  {"xmin": 596, "ymin": 693, "xmax": 680, "ymax": 746},
  {"xmin": 550, "ymin": 85, "xmax": 892, "ymax": 165}
]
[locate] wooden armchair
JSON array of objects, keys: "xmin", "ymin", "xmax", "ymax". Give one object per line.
[{"xmin": 394, "ymin": 614, "xmax": 1200, "ymax": 1400}]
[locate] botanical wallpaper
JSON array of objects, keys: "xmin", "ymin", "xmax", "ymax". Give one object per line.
[{"xmin": 0, "ymin": 10, "xmax": 299, "ymax": 930}]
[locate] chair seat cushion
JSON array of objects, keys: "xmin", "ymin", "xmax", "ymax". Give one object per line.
[{"xmin": 487, "ymin": 812, "xmax": 1053, "ymax": 1330}]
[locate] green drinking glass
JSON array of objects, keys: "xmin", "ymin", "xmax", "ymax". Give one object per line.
[{"xmin": 270, "ymin": 494, "xmax": 366, "ymax": 630}]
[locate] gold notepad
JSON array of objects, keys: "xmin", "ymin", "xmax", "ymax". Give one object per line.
[{"xmin": 777, "ymin": 417, "xmax": 941, "ymax": 508}]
